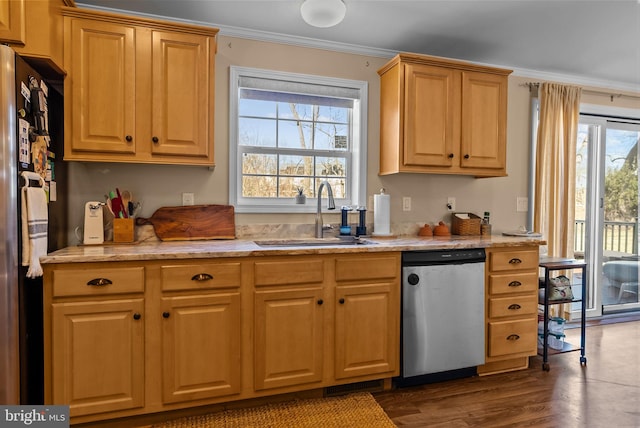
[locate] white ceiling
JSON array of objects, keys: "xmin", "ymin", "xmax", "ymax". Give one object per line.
[{"xmin": 76, "ymin": 0, "xmax": 640, "ymax": 92}]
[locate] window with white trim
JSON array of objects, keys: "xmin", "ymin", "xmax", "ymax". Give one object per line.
[{"xmin": 229, "ymin": 67, "xmax": 367, "ymax": 213}]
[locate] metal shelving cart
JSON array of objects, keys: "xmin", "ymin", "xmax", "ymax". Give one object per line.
[{"xmin": 538, "ymin": 257, "xmax": 587, "ymax": 371}]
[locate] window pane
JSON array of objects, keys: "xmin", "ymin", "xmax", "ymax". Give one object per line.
[
  {"xmin": 314, "ymin": 123, "xmax": 349, "ymax": 150},
  {"xmin": 279, "ymin": 177, "xmax": 314, "ymax": 197},
  {"xmin": 239, "ymin": 97, "xmax": 276, "ymax": 118},
  {"xmin": 242, "ymin": 176, "xmax": 277, "ymax": 197},
  {"xmin": 314, "ymin": 177, "xmax": 346, "ymax": 198},
  {"xmin": 279, "ymin": 155, "xmax": 314, "ymax": 176},
  {"xmin": 239, "ymin": 118, "xmax": 276, "ymax": 147},
  {"xmin": 278, "ymin": 120, "xmax": 312, "ymax": 149},
  {"xmin": 317, "ymin": 105, "xmax": 348, "ymax": 123},
  {"xmin": 316, "ymin": 157, "xmax": 346, "ymax": 177},
  {"xmin": 242, "ymin": 153, "xmax": 277, "ymax": 175},
  {"xmin": 278, "ymin": 102, "xmax": 314, "ymax": 120}
]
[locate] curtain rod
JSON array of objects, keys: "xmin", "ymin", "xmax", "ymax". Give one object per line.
[{"xmin": 521, "ymin": 82, "xmax": 640, "ymax": 102}]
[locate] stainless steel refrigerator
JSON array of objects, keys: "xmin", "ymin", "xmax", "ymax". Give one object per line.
[{"xmin": 0, "ymin": 44, "xmax": 67, "ymax": 405}]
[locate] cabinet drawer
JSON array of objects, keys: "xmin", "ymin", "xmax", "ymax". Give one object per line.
[
  {"xmin": 489, "ymin": 295, "xmax": 537, "ymax": 318},
  {"xmin": 335, "ymin": 255, "xmax": 399, "ymax": 282},
  {"xmin": 254, "ymin": 259, "xmax": 324, "ymax": 287},
  {"xmin": 52, "ymin": 267, "xmax": 144, "ymax": 297},
  {"xmin": 488, "ymin": 318, "xmax": 537, "ymax": 357},
  {"xmin": 489, "ymin": 249, "xmax": 538, "ymax": 272},
  {"xmin": 161, "ymin": 263, "xmax": 241, "ymax": 291},
  {"xmin": 488, "ymin": 272, "xmax": 538, "ymax": 295}
]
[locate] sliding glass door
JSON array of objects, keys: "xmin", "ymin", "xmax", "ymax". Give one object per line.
[{"xmin": 575, "ymin": 115, "xmax": 640, "ymax": 316}]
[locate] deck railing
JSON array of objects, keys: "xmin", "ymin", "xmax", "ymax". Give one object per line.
[{"xmin": 574, "ymin": 220, "xmax": 638, "ymax": 255}]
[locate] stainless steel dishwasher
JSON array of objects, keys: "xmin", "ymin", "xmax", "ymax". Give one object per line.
[{"xmin": 399, "ymin": 249, "xmax": 486, "ymax": 385}]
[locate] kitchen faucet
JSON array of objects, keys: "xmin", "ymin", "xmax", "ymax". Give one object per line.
[{"xmin": 315, "ymin": 180, "xmax": 335, "ymax": 238}]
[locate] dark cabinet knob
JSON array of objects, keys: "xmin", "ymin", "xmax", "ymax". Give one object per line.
[
  {"xmin": 125, "ymin": 135, "xmax": 132, "ymax": 142},
  {"xmin": 152, "ymin": 136, "xmax": 159, "ymax": 143},
  {"xmin": 508, "ymin": 281, "xmax": 522, "ymax": 287},
  {"xmin": 509, "ymin": 258, "xmax": 522, "ymax": 264},
  {"xmin": 162, "ymin": 312, "xmax": 170, "ymax": 318},
  {"xmin": 317, "ymin": 299, "xmax": 323, "ymax": 305},
  {"xmin": 407, "ymin": 273, "xmax": 420, "ymax": 286},
  {"xmin": 464, "ymin": 154, "xmax": 470, "ymax": 159},
  {"xmin": 339, "ymin": 298, "xmax": 345, "ymax": 304},
  {"xmin": 448, "ymin": 153, "xmax": 454, "ymax": 159},
  {"xmin": 508, "ymin": 304, "xmax": 522, "ymax": 310},
  {"xmin": 506, "ymin": 334, "xmax": 520, "ymax": 341},
  {"xmin": 133, "ymin": 313, "xmax": 141, "ymax": 320}
]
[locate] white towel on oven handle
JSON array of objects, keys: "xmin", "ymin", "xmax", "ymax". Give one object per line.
[{"xmin": 21, "ymin": 172, "xmax": 48, "ymax": 278}]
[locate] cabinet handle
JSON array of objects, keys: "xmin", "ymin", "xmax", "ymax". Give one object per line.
[
  {"xmin": 191, "ymin": 273, "xmax": 214, "ymax": 282},
  {"xmin": 162, "ymin": 312, "xmax": 170, "ymax": 318},
  {"xmin": 508, "ymin": 304, "xmax": 522, "ymax": 310},
  {"xmin": 448, "ymin": 153, "xmax": 454, "ymax": 159},
  {"xmin": 152, "ymin": 136, "xmax": 159, "ymax": 144},
  {"xmin": 125, "ymin": 135, "xmax": 132, "ymax": 142},
  {"xmin": 133, "ymin": 313, "xmax": 141, "ymax": 320},
  {"xmin": 339, "ymin": 298, "xmax": 345, "ymax": 304},
  {"xmin": 317, "ymin": 299, "xmax": 323, "ymax": 305},
  {"xmin": 508, "ymin": 258, "xmax": 522, "ymax": 264},
  {"xmin": 86, "ymin": 278, "xmax": 112, "ymax": 287},
  {"xmin": 508, "ymin": 281, "xmax": 522, "ymax": 287},
  {"xmin": 506, "ymin": 334, "xmax": 520, "ymax": 341},
  {"xmin": 464, "ymin": 154, "xmax": 470, "ymax": 159}
]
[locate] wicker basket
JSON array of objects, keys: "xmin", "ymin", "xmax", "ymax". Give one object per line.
[{"xmin": 451, "ymin": 213, "xmax": 482, "ymax": 235}]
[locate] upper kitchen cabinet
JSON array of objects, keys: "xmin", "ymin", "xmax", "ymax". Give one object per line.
[
  {"xmin": 378, "ymin": 53, "xmax": 512, "ymax": 177},
  {"xmin": 62, "ymin": 7, "xmax": 218, "ymax": 166},
  {"xmin": 1, "ymin": 0, "xmax": 71, "ymax": 76}
]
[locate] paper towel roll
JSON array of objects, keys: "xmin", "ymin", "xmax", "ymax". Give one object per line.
[{"xmin": 373, "ymin": 192, "xmax": 391, "ymax": 236}]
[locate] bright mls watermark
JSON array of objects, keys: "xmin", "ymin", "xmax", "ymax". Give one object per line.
[{"xmin": 1, "ymin": 406, "xmax": 69, "ymax": 427}]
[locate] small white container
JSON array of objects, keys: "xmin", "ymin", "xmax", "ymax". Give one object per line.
[
  {"xmin": 548, "ymin": 316, "xmax": 566, "ymax": 335},
  {"xmin": 539, "ymin": 332, "xmax": 565, "ymax": 350}
]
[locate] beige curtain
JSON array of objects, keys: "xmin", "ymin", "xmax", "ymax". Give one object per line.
[{"xmin": 534, "ymin": 83, "xmax": 582, "ymax": 258}]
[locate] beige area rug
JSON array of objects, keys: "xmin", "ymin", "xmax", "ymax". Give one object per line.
[{"xmin": 151, "ymin": 392, "xmax": 396, "ymax": 428}]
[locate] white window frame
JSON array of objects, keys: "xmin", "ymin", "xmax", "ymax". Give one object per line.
[{"xmin": 229, "ymin": 66, "xmax": 368, "ymax": 213}]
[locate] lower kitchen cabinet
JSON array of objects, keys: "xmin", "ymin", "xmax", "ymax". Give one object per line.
[
  {"xmin": 478, "ymin": 246, "xmax": 539, "ymax": 375},
  {"xmin": 46, "ymin": 265, "xmax": 146, "ymax": 417},
  {"xmin": 158, "ymin": 262, "xmax": 242, "ymax": 404},
  {"xmin": 334, "ymin": 255, "xmax": 400, "ymax": 380},
  {"xmin": 253, "ymin": 257, "xmax": 326, "ymax": 390},
  {"xmin": 43, "ymin": 252, "xmax": 400, "ymax": 424},
  {"xmin": 254, "ymin": 287, "xmax": 325, "ymax": 390},
  {"xmin": 160, "ymin": 293, "xmax": 241, "ymax": 403}
]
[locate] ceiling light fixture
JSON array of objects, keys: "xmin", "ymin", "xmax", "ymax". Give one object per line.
[{"xmin": 300, "ymin": 0, "xmax": 346, "ymax": 28}]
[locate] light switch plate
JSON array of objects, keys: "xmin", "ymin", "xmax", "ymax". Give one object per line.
[{"xmin": 182, "ymin": 192, "xmax": 195, "ymax": 206}]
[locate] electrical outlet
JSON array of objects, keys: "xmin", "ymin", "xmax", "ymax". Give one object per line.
[
  {"xmin": 516, "ymin": 197, "xmax": 528, "ymax": 212},
  {"xmin": 447, "ymin": 197, "xmax": 456, "ymax": 212},
  {"xmin": 182, "ymin": 192, "xmax": 195, "ymax": 206},
  {"xmin": 402, "ymin": 196, "xmax": 411, "ymax": 211}
]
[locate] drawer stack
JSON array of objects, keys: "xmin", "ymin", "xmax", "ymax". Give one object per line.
[{"xmin": 479, "ymin": 246, "xmax": 539, "ymax": 375}]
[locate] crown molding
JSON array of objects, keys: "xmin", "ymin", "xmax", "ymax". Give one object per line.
[{"xmin": 77, "ymin": 3, "xmax": 640, "ymax": 94}]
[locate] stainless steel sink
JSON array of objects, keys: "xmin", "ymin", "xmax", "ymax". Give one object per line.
[{"xmin": 254, "ymin": 237, "xmax": 373, "ymax": 247}]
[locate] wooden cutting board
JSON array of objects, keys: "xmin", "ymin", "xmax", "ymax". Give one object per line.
[{"xmin": 136, "ymin": 205, "xmax": 236, "ymax": 241}]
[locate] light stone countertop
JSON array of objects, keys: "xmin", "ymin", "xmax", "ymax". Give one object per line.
[{"xmin": 41, "ymin": 234, "xmax": 546, "ymax": 264}]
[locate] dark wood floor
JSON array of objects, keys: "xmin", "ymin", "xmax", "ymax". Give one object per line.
[{"xmin": 374, "ymin": 319, "xmax": 640, "ymax": 427}]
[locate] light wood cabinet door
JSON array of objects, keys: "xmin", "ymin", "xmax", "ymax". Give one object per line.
[
  {"xmin": 161, "ymin": 293, "xmax": 241, "ymax": 404},
  {"xmin": 51, "ymin": 299, "xmax": 144, "ymax": 417},
  {"xmin": 0, "ymin": 0, "xmax": 25, "ymax": 45},
  {"xmin": 404, "ymin": 63, "xmax": 458, "ymax": 168},
  {"xmin": 254, "ymin": 287, "xmax": 324, "ymax": 390},
  {"xmin": 66, "ymin": 17, "xmax": 136, "ymax": 155},
  {"xmin": 151, "ymin": 30, "xmax": 212, "ymax": 159},
  {"xmin": 378, "ymin": 53, "xmax": 511, "ymax": 177},
  {"xmin": 460, "ymin": 70, "xmax": 508, "ymax": 170},
  {"xmin": 334, "ymin": 283, "xmax": 398, "ymax": 379}
]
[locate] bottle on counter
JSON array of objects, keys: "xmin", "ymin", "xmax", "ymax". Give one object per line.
[{"xmin": 481, "ymin": 211, "xmax": 492, "ymax": 236}]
